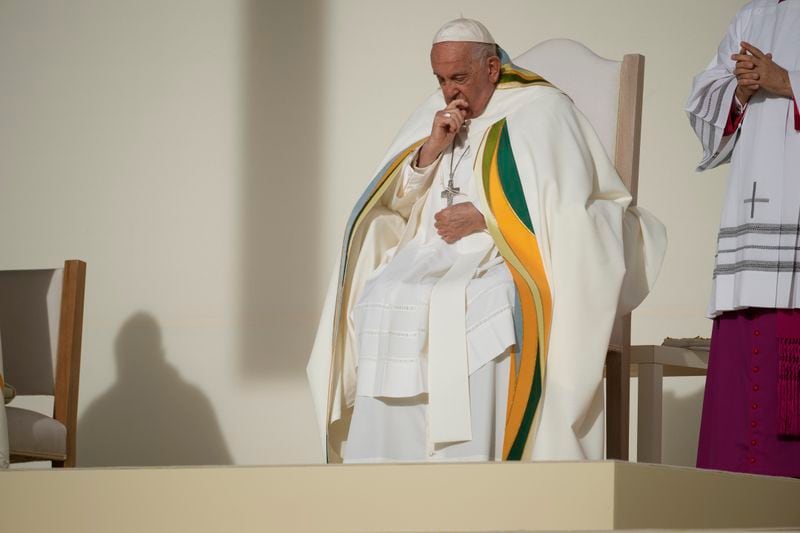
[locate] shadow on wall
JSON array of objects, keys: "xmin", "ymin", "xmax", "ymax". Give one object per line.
[
  {"xmin": 78, "ymin": 313, "xmax": 232, "ymax": 466},
  {"xmin": 661, "ymin": 377, "xmax": 706, "ymax": 467},
  {"xmin": 240, "ymin": 0, "xmax": 325, "ymax": 379}
]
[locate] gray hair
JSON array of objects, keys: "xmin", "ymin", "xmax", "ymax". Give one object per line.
[{"xmin": 471, "ymin": 42, "xmax": 500, "ymax": 64}]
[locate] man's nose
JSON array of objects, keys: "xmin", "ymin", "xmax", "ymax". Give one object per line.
[{"xmin": 443, "ymin": 82, "xmax": 459, "ymax": 100}]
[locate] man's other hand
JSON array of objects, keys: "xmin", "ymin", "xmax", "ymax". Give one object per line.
[
  {"xmin": 418, "ymin": 99, "xmax": 469, "ymax": 167},
  {"xmin": 732, "ymin": 42, "xmax": 793, "ymax": 99},
  {"xmin": 434, "ymin": 202, "xmax": 487, "ymax": 244},
  {"xmin": 733, "ymin": 46, "xmax": 760, "ymax": 105}
]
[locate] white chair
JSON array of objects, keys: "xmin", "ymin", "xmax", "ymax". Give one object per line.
[
  {"xmin": 514, "ymin": 40, "xmax": 645, "ymax": 460},
  {"xmin": 0, "ymin": 260, "xmax": 86, "ymax": 467}
]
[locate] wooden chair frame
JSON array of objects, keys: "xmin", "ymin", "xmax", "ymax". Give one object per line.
[
  {"xmin": 605, "ymin": 54, "xmax": 645, "ymax": 461},
  {"xmin": 9, "ymin": 259, "xmax": 86, "ymax": 467}
]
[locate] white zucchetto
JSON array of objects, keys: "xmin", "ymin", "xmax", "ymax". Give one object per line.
[{"xmin": 432, "ymin": 18, "xmax": 496, "ymax": 45}]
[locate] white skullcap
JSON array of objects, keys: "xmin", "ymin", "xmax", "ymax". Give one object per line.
[{"xmin": 432, "ymin": 18, "xmax": 495, "ymax": 45}]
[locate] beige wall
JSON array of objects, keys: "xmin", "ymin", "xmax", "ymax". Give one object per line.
[{"xmin": 0, "ymin": 0, "xmax": 748, "ymax": 466}]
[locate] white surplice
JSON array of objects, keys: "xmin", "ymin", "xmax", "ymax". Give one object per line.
[{"xmin": 686, "ymin": 0, "xmax": 800, "ymax": 316}]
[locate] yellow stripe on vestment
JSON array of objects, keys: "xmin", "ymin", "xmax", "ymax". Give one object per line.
[{"xmin": 476, "ymin": 119, "xmax": 553, "ymax": 459}]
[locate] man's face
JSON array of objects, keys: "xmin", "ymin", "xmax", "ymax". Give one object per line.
[{"xmin": 430, "ymin": 42, "xmax": 500, "ymax": 119}]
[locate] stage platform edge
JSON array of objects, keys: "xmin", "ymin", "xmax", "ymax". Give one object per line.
[{"xmin": 1, "ymin": 460, "xmax": 799, "ymax": 532}]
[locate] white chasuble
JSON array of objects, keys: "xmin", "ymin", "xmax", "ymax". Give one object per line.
[
  {"xmin": 345, "ymin": 93, "xmax": 521, "ymax": 461},
  {"xmin": 308, "ymin": 81, "xmax": 667, "ymax": 464},
  {"xmin": 349, "ymin": 134, "xmax": 515, "ymax": 400},
  {"xmin": 686, "ymin": 0, "xmax": 800, "ymax": 316},
  {"xmin": 344, "ymin": 92, "xmax": 515, "ymax": 462}
]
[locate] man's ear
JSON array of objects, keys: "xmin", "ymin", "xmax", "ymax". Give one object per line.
[{"xmin": 488, "ymin": 56, "xmax": 501, "ymax": 83}]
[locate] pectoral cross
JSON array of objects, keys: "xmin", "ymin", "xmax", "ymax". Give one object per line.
[
  {"xmin": 441, "ymin": 178, "xmax": 461, "ymax": 207},
  {"xmin": 743, "ymin": 181, "xmax": 770, "ymax": 219}
]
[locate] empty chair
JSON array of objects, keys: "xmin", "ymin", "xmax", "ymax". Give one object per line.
[{"xmin": 0, "ymin": 260, "xmax": 86, "ymax": 467}]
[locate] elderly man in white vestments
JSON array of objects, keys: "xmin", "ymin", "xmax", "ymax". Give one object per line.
[{"xmin": 308, "ymin": 18, "xmax": 666, "ymax": 463}]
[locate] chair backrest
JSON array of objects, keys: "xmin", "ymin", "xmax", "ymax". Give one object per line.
[
  {"xmin": 0, "ymin": 260, "xmax": 86, "ymax": 466},
  {"xmin": 514, "ymin": 38, "xmax": 643, "ymax": 202},
  {"xmin": 513, "ymin": 40, "xmax": 645, "ymax": 460},
  {"xmin": 0, "ymin": 269, "xmax": 63, "ymax": 395}
]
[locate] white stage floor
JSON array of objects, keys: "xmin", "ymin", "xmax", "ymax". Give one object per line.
[{"xmin": 2, "ymin": 461, "xmax": 799, "ymax": 532}]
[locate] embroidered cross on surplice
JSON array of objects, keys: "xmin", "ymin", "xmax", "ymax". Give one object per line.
[{"xmin": 744, "ymin": 181, "xmax": 770, "ymax": 219}]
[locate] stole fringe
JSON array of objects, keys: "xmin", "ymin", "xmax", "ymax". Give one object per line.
[{"xmin": 778, "ymin": 335, "xmax": 800, "ymax": 437}]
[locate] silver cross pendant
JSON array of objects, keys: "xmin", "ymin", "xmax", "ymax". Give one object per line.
[{"xmin": 441, "ymin": 178, "xmax": 460, "ymax": 207}]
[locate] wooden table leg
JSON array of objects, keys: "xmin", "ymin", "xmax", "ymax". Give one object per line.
[{"xmin": 637, "ymin": 363, "xmax": 663, "ymax": 464}]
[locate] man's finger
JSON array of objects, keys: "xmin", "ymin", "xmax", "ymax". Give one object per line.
[
  {"xmin": 442, "ymin": 115, "xmax": 459, "ymax": 133},
  {"xmin": 435, "ymin": 112, "xmax": 453, "ymax": 129},
  {"xmin": 445, "ymin": 109, "xmax": 464, "ymax": 128},
  {"xmin": 442, "ymin": 106, "xmax": 466, "ymax": 121},
  {"xmin": 447, "ymin": 98, "xmax": 469, "ymax": 110},
  {"xmin": 446, "ymin": 98, "xmax": 467, "ymax": 108},
  {"xmin": 736, "ymin": 72, "xmax": 760, "ymax": 80},
  {"xmin": 439, "ymin": 108, "xmax": 465, "ymax": 126},
  {"xmin": 439, "ymin": 110, "xmax": 459, "ymax": 123},
  {"xmin": 741, "ymin": 41, "xmax": 765, "ymax": 59},
  {"xmin": 436, "ymin": 117, "xmax": 454, "ymax": 134},
  {"xmin": 731, "ymin": 53, "xmax": 761, "ymax": 65},
  {"xmin": 735, "ymin": 60, "xmax": 755, "ymax": 70}
]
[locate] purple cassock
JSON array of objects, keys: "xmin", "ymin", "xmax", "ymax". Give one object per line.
[{"xmin": 697, "ymin": 308, "xmax": 800, "ymax": 477}]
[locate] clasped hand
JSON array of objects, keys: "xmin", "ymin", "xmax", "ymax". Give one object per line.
[
  {"xmin": 732, "ymin": 41, "xmax": 793, "ymax": 105},
  {"xmin": 434, "ymin": 202, "xmax": 487, "ymax": 244}
]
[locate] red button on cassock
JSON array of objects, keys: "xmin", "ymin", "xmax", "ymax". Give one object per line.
[
  {"xmin": 749, "ymin": 457, "xmax": 757, "ymax": 464},
  {"xmin": 752, "ymin": 403, "xmax": 759, "ymax": 410},
  {"xmin": 753, "ymin": 385, "xmax": 760, "ymax": 392},
  {"xmin": 752, "ymin": 347, "xmax": 760, "ymax": 355},
  {"xmin": 751, "ymin": 439, "xmax": 758, "ymax": 446},
  {"xmin": 752, "ymin": 366, "xmax": 760, "ymax": 373},
  {"xmin": 754, "ymin": 330, "xmax": 761, "ymax": 337},
  {"xmin": 751, "ymin": 421, "xmax": 758, "ymax": 428}
]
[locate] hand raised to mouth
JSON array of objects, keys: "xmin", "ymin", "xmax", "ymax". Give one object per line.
[{"xmin": 418, "ymin": 99, "xmax": 469, "ymax": 167}]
